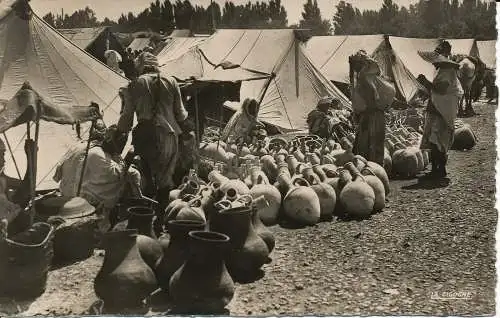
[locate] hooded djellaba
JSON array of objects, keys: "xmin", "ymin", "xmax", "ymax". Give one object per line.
[
  {"xmin": 117, "ymin": 52, "xmax": 192, "ymax": 208},
  {"xmin": 417, "ymin": 40, "xmax": 463, "ymax": 179},
  {"xmin": 221, "ymin": 98, "xmax": 262, "ymax": 144}
]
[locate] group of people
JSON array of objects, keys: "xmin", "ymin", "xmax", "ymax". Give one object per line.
[
  {"xmin": 307, "ymin": 40, "xmax": 477, "ymax": 180},
  {"xmin": 106, "ymin": 45, "xmax": 157, "ymax": 80}
]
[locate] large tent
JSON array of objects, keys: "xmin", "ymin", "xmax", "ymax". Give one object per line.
[
  {"xmin": 157, "ymin": 37, "xmax": 207, "ymax": 66},
  {"xmin": 0, "ymin": 0, "xmax": 129, "ymax": 190},
  {"xmin": 160, "ymin": 29, "xmax": 351, "ymax": 131},
  {"xmin": 447, "ymin": 38, "xmax": 479, "ymax": 57},
  {"xmin": 127, "ymin": 37, "xmax": 152, "ymax": 52},
  {"xmin": 58, "ymin": 26, "xmax": 125, "ymax": 64},
  {"xmin": 477, "ymin": 40, "xmax": 496, "ymax": 69},
  {"xmin": 306, "ymin": 35, "xmax": 385, "ymax": 84}
]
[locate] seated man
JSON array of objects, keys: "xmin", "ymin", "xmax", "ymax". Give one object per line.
[
  {"xmin": 53, "ymin": 119, "xmax": 107, "ymax": 198},
  {"xmin": 54, "ymin": 124, "xmax": 141, "ymax": 229},
  {"xmin": 307, "ymin": 97, "xmax": 340, "ymax": 139}
]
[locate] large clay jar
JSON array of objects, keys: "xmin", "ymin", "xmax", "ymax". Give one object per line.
[
  {"xmin": 125, "ymin": 207, "xmax": 163, "ymax": 270},
  {"xmin": 310, "ymin": 180, "xmax": 337, "ymax": 221},
  {"xmin": 155, "ymin": 220, "xmax": 206, "ymax": 292},
  {"xmin": 169, "ymin": 231, "xmax": 235, "ymax": 314},
  {"xmin": 249, "ymin": 183, "xmax": 281, "ymax": 226},
  {"xmin": 277, "ymin": 173, "xmax": 320, "ymax": 226},
  {"xmin": 210, "ymin": 206, "xmax": 270, "ymax": 283},
  {"xmin": 94, "ymin": 229, "xmax": 158, "ymax": 310}
]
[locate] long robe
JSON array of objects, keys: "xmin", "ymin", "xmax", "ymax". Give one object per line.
[
  {"xmin": 352, "ymin": 58, "xmax": 387, "ymax": 165},
  {"xmin": 420, "ymin": 66, "xmax": 463, "ymax": 153}
]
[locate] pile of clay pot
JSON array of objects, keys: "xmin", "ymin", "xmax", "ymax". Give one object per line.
[
  {"xmin": 93, "ymin": 170, "xmax": 274, "ymax": 315},
  {"xmin": 199, "ymin": 134, "xmax": 390, "ymax": 226}
]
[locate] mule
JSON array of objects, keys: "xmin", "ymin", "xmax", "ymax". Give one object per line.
[{"xmin": 452, "ymin": 54, "xmax": 477, "ymax": 117}]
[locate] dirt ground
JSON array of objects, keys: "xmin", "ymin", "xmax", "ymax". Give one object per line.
[{"xmin": 0, "ymin": 101, "xmax": 496, "ymax": 316}]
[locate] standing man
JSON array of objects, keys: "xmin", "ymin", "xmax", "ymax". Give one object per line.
[
  {"xmin": 417, "ymin": 41, "xmax": 463, "ymax": 178},
  {"xmin": 117, "ymin": 52, "xmax": 191, "ymax": 207}
]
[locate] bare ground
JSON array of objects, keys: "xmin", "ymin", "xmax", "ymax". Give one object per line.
[{"xmin": 0, "ymin": 101, "xmax": 496, "ymax": 316}]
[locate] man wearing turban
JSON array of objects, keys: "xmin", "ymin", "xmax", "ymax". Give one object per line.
[{"xmin": 118, "ymin": 52, "xmax": 191, "ymax": 207}]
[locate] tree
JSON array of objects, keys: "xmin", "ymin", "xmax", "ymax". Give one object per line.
[
  {"xmin": 332, "ymin": 1, "xmax": 357, "ymax": 35},
  {"xmin": 299, "ymin": 0, "xmax": 330, "ymax": 35},
  {"xmin": 161, "ymin": 0, "xmax": 175, "ymax": 33},
  {"xmin": 379, "ymin": 0, "xmax": 399, "ymax": 34},
  {"xmin": 42, "ymin": 12, "xmax": 56, "ymax": 27}
]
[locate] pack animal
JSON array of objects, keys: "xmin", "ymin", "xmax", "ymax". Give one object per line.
[{"xmin": 453, "ymin": 55, "xmax": 478, "ymax": 116}]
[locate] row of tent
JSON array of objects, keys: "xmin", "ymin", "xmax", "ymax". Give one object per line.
[
  {"xmin": 155, "ymin": 30, "xmax": 496, "ymax": 131},
  {"xmin": 0, "ymin": 0, "xmax": 496, "ymax": 190}
]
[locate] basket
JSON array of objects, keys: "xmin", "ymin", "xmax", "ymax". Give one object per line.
[{"xmin": 0, "ymin": 222, "xmax": 55, "ymax": 299}]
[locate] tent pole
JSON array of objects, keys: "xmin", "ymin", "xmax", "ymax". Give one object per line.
[
  {"xmin": 2, "ymin": 133, "xmax": 21, "ymax": 179},
  {"xmin": 194, "ymin": 89, "xmax": 200, "ymax": 172},
  {"xmin": 295, "ymin": 40, "xmax": 300, "ymax": 97},
  {"xmin": 217, "ymin": 88, "xmax": 224, "ymax": 150},
  {"xmin": 26, "ymin": 122, "xmax": 30, "ymax": 140},
  {"xmin": 77, "ymin": 119, "xmax": 96, "ymax": 196},
  {"xmin": 29, "ymin": 102, "xmax": 42, "ymax": 222}
]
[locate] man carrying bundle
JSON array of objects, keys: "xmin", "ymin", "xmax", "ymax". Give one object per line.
[
  {"xmin": 117, "ymin": 52, "xmax": 192, "ymax": 208},
  {"xmin": 349, "ymin": 50, "xmax": 396, "ymax": 166}
]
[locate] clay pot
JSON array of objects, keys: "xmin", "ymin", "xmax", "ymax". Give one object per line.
[
  {"xmin": 170, "ymin": 197, "xmax": 206, "ymax": 223},
  {"xmin": 164, "ymin": 194, "xmax": 198, "ymax": 225},
  {"xmin": 169, "ymin": 231, "xmax": 235, "ymax": 314},
  {"xmin": 155, "ymin": 220, "xmax": 206, "ymax": 292},
  {"xmin": 291, "ymin": 147, "xmax": 306, "ymax": 162},
  {"xmin": 301, "ymin": 166, "xmax": 322, "ymax": 187},
  {"xmin": 249, "ymin": 184, "xmax": 281, "ymax": 226},
  {"xmin": 127, "ymin": 207, "xmax": 157, "ymax": 238},
  {"xmin": 169, "ymin": 180, "xmax": 201, "ymax": 203},
  {"xmin": 251, "ymin": 207, "xmax": 275, "ymax": 253},
  {"xmin": 260, "ymin": 155, "xmax": 278, "ymax": 184},
  {"xmin": 277, "ymin": 174, "xmax": 320, "ymax": 226},
  {"xmin": 210, "ymin": 206, "xmax": 270, "ymax": 282},
  {"xmin": 94, "ymin": 229, "xmax": 157, "ymax": 309},
  {"xmin": 310, "ymin": 181, "xmax": 337, "ymax": 221},
  {"xmin": 286, "ymin": 155, "xmax": 300, "ymax": 176},
  {"xmin": 312, "ymin": 164, "xmax": 328, "ymax": 182},
  {"xmin": 123, "ymin": 207, "xmax": 163, "ymax": 272}
]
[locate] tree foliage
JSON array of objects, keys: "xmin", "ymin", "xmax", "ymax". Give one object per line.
[
  {"xmin": 41, "ymin": 0, "xmax": 496, "ymax": 40},
  {"xmin": 299, "ymin": 0, "xmax": 331, "ymax": 36},
  {"xmin": 332, "ymin": 0, "xmax": 496, "ymax": 39}
]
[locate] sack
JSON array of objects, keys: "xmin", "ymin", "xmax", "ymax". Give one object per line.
[
  {"xmin": 373, "ymin": 76, "xmax": 396, "ymax": 109},
  {"xmin": 132, "ymin": 120, "xmax": 158, "ymax": 159}
]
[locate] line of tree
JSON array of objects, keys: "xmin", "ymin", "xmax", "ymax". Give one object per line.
[
  {"xmin": 42, "ymin": 0, "xmax": 496, "ymax": 40},
  {"xmin": 332, "ymin": 0, "xmax": 496, "ymax": 40}
]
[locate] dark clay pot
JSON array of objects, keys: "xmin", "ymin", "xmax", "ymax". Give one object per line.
[
  {"xmin": 94, "ymin": 229, "xmax": 158, "ymax": 309},
  {"xmin": 251, "ymin": 208, "xmax": 275, "ymax": 253},
  {"xmin": 169, "ymin": 231, "xmax": 235, "ymax": 314},
  {"xmin": 126, "ymin": 207, "xmax": 163, "ymax": 270},
  {"xmin": 127, "ymin": 207, "xmax": 157, "ymax": 238},
  {"xmin": 155, "ymin": 220, "xmax": 206, "ymax": 292},
  {"xmin": 209, "ymin": 206, "xmax": 270, "ymax": 283}
]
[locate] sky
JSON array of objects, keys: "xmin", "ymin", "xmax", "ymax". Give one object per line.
[{"xmin": 30, "ymin": 0, "xmax": 423, "ymax": 25}]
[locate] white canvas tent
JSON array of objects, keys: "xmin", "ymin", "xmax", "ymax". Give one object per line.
[
  {"xmin": 477, "ymin": 40, "xmax": 496, "ymax": 69},
  {"xmin": 306, "ymin": 35, "xmax": 385, "ymax": 84},
  {"xmin": 157, "ymin": 37, "xmax": 207, "ymax": 66},
  {"xmin": 0, "ymin": 0, "xmax": 129, "ymax": 190},
  {"xmin": 127, "ymin": 37, "xmax": 152, "ymax": 52},
  {"xmin": 160, "ymin": 29, "xmax": 351, "ymax": 131}
]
